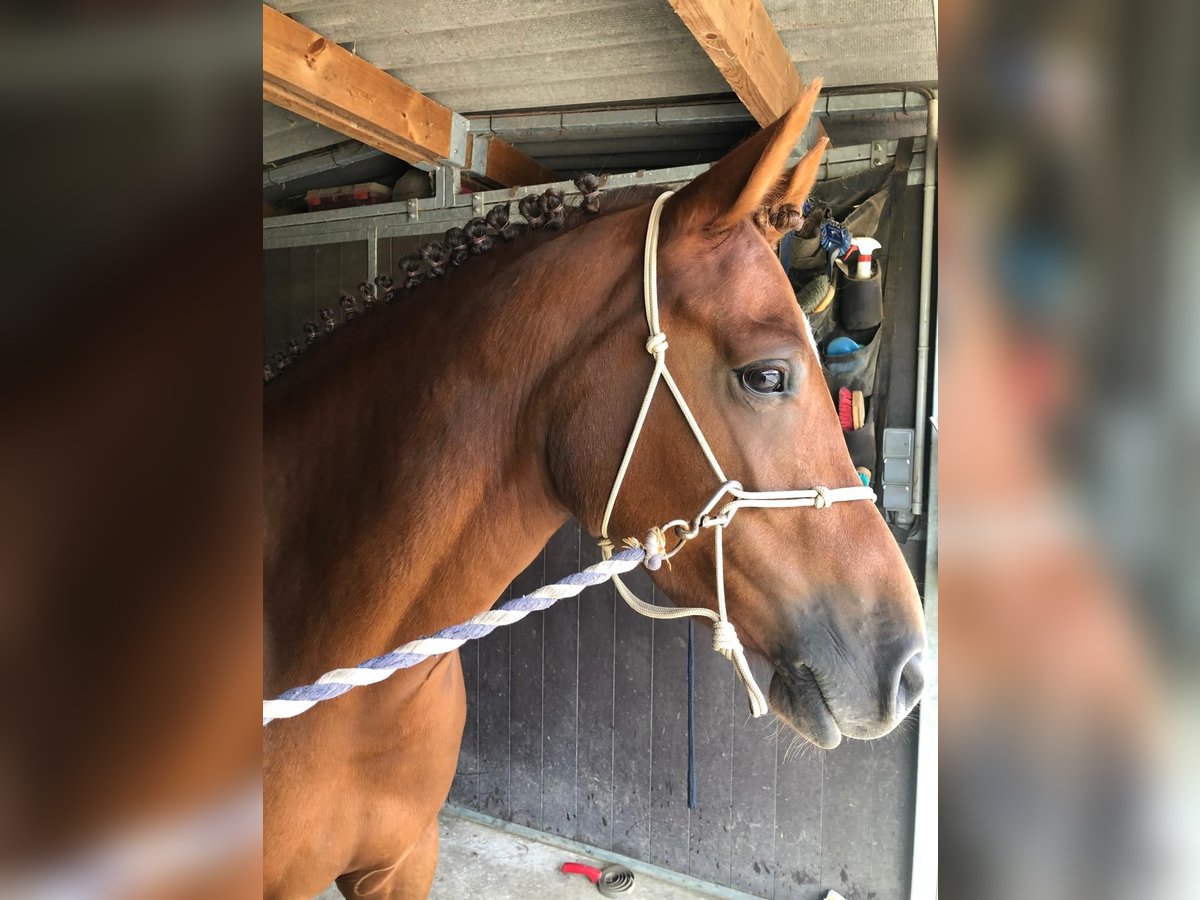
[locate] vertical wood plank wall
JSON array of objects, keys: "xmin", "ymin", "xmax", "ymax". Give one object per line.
[
  {"xmin": 264, "ymin": 229, "xmax": 921, "ymax": 900},
  {"xmin": 448, "ymin": 520, "xmax": 919, "ymax": 900}
]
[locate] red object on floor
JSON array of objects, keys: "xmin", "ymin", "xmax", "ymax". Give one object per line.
[{"xmin": 561, "ymin": 862, "xmax": 603, "ymax": 883}]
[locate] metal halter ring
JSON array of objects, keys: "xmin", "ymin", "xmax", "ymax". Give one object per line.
[
  {"xmin": 656, "ymin": 520, "xmax": 694, "ymax": 559},
  {"xmin": 655, "ymin": 479, "xmax": 746, "ymax": 559}
]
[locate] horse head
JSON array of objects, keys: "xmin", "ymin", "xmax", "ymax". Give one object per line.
[{"xmin": 548, "ymin": 82, "xmax": 926, "ymax": 749}]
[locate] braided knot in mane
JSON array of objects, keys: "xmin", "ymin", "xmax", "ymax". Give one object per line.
[{"xmin": 265, "ymin": 174, "xmax": 636, "ymax": 382}]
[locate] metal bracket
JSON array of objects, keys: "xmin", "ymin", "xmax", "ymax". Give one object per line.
[
  {"xmin": 871, "ymin": 140, "xmax": 888, "ymax": 169},
  {"xmin": 466, "ymin": 134, "xmax": 490, "ymax": 179},
  {"xmin": 434, "ymin": 165, "xmax": 460, "ymax": 207},
  {"xmin": 366, "ymin": 226, "xmax": 378, "ymax": 286},
  {"xmin": 442, "ymin": 113, "xmax": 471, "ymax": 168},
  {"xmin": 406, "ymin": 198, "xmax": 419, "ymax": 221}
]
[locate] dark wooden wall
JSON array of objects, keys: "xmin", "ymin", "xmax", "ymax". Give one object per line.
[
  {"xmin": 448, "ymin": 520, "xmax": 919, "ymax": 900},
  {"xmin": 263, "ymin": 236, "xmax": 428, "ymax": 356},
  {"xmin": 263, "ymin": 242, "xmax": 368, "ymax": 356}
]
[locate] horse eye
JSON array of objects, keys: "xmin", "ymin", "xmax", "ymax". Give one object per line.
[{"xmin": 740, "ymin": 365, "xmax": 786, "ymax": 395}]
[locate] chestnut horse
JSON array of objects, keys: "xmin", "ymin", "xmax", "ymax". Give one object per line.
[{"xmin": 264, "ymin": 85, "xmax": 926, "ymax": 898}]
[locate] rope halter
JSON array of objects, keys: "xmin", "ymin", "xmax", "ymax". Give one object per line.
[{"xmin": 598, "ymin": 190, "xmax": 878, "ymax": 717}]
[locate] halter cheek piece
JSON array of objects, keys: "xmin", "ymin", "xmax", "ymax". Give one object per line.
[{"xmin": 597, "ymin": 191, "xmax": 877, "ymax": 717}]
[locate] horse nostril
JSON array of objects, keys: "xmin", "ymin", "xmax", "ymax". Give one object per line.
[{"xmin": 895, "ymin": 651, "xmax": 925, "ymax": 715}]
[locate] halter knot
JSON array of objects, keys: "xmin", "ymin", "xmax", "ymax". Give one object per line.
[
  {"xmin": 813, "ymin": 485, "xmax": 832, "ymax": 509},
  {"xmin": 640, "ymin": 526, "xmax": 668, "ymax": 571},
  {"xmin": 597, "ymin": 537, "xmax": 615, "ymax": 560},
  {"xmin": 645, "ymin": 332, "xmax": 668, "ymax": 356},
  {"xmin": 619, "ymin": 527, "xmax": 669, "ymax": 571},
  {"xmin": 711, "ymin": 620, "xmax": 743, "ymax": 660}
]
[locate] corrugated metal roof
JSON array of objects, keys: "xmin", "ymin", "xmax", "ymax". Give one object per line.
[
  {"xmin": 766, "ymin": 0, "xmax": 937, "ymax": 86},
  {"xmin": 264, "ymin": 101, "xmax": 348, "ymax": 164},
  {"xmin": 264, "ymin": 0, "xmax": 936, "ymax": 168},
  {"xmin": 267, "ymin": 0, "xmax": 730, "ymax": 114}
]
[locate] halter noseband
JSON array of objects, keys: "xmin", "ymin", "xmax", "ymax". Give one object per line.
[{"xmin": 597, "ymin": 190, "xmax": 877, "ymax": 717}]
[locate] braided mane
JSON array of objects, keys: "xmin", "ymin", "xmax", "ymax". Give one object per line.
[{"xmin": 264, "ymin": 173, "xmax": 642, "ymax": 382}]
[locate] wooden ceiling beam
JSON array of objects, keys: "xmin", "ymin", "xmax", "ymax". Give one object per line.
[
  {"xmin": 467, "ymin": 135, "xmax": 560, "ymax": 189},
  {"xmin": 665, "ymin": 0, "xmax": 804, "ymax": 126},
  {"xmin": 263, "ymin": 5, "xmax": 555, "ymax": 186}
]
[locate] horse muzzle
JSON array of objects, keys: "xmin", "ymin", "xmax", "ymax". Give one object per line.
[{"xmin": 768, "ymin": 629, "xmax": 925, "ymax": 749}]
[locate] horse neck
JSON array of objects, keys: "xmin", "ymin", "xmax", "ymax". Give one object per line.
[{"xmin": 264, "ymin": 215, "xmax": 640, "ymax": 687}]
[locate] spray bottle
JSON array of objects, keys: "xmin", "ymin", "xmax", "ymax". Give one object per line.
[{"xmin": 849, "ymin": 236, "xmax": 881, "ymax": 280}]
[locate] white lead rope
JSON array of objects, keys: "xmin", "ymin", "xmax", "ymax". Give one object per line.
[{"xmin": 599, "ymin": 191, "xmax": 877, "ymax": 718}]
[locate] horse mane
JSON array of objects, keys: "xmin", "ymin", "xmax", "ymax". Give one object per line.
[{"xmin": 263, "ymin": 176, "xmax": 668, "ymax": 382}]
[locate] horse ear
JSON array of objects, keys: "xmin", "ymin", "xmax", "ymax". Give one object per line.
[
  {"xmin": 758, "ymin": 134, "xmax": 831, "ymax": 244},
  {"xmin": 778, "ymin": 134, "xmax": 829, "ymax": 208},
  {"xmin": 666, "ymin": 78, "xmax": 824, "ymax": 235}
]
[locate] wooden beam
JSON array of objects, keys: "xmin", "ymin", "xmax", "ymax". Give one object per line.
[
  {"xmin": 263, "ymin": 5, "xmax": 454, "ymax": 167},
  {"xmin": 263, "ymin": 5, "xmax": 554, "ymax": 185},
  {"xmin": 665, "ymin": 0, "xmax": 803, "ymax": 125},
  {"xmin": 468, "ymin": 135, "xmax": 560, "ymax": 188}
]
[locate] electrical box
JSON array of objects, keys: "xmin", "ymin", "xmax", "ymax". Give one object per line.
[{"xmin": 881, "ymin": 427, "xmax": 915, "ymax": 512}]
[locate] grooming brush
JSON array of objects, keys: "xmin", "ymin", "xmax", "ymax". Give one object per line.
[{"xmin": 838, "ymin": 387, "xmax": 854, "ymax": 430}]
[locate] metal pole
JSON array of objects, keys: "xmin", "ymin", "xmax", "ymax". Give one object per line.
[
  {"xmin": 908, "ymin": 336, "xmax": 938, "ymax": 900},
  {"xmin": 911, "ymin": 91, "xmax": 937, "ymax": 517},
  {"xmin": 366, "ymin": 226, "xmax": 378, "ymax": 289}
]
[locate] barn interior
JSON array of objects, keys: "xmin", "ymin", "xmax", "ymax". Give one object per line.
[{"xmin": 263, "ymin": 2, "xmax": 939, "ymax": 898}]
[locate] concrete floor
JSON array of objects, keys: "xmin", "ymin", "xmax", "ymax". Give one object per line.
[{"xmin": 316, "ymin": 810, "xmax": 727, "ymax": 899}]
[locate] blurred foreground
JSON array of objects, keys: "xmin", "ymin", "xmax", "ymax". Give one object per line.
[
  {"xmin": 0, "ymin": 6, "xmax": 264, "ymax": 899},
  {"xmin": 940, "ymin": 0, "xmax": 1199, "ymax": 897}
]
